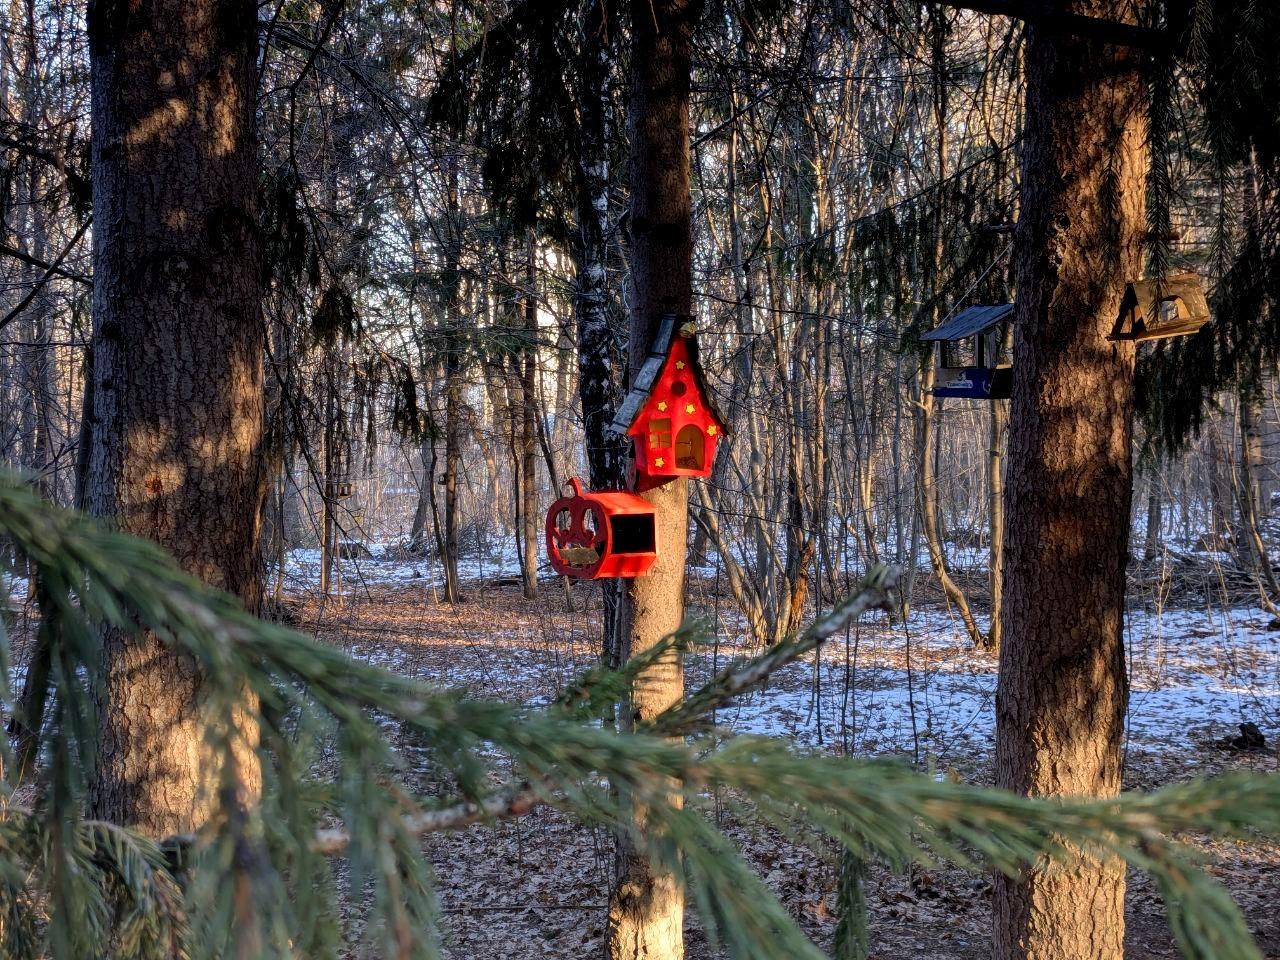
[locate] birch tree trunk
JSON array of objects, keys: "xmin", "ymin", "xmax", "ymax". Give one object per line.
[
  {"xmin": 441, "ymin": 160, "xmax": 463, "ymax": 604},
  {"xmin": 993, "ymin": 1, "xmax": 1148, "ymax": 955},
  {"xmin": 85, "ymin": 0, "xmax": 265, "ymax": 835},
  {"xmin": 521, "ymin": 233, "xmax": 540, "ymax": 599}
]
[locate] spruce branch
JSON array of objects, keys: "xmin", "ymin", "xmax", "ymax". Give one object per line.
[
  {"xmin": 2, "ymin": 473, "xmax": 1278, "ymax": 960},
  {"xmin": 648, "ymin": 564, "xmax": 898, "ymax": 735}
]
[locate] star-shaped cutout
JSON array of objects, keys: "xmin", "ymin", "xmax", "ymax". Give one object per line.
[
  {"xmin": 675, "ymin": 360, "xmax": 686, "ymax": 370},
  {"xmin": 655, "ymin": 456, "xmax": 666, "ymax": 468},
  {"xmin": 706, "ymin": 425, "xmax": 718, "ymax": 436},
  {"xmin": 685, "ymin": 403, "xmax": 696, "ymax": 414},
  {"xmin": 657, "ymin": 401, "xmax": 668, "ymax": 411}
]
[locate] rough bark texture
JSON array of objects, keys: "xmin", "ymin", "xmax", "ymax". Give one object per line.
[
  {"xmin": 993, "ymin": 2, "xmax": 1148, "ymax": 957},
  {"xmin": 85, "ymin": 0, "xmax": 265, "ymax": 836},
  {"xmin": 606, "ymin": 0, "xmax": 699, "ymax": 954}
]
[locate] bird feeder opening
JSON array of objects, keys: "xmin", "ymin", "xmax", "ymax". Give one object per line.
[
  {"xmin": 545, "ymin": 478, "xmax": 658, "ymax": 579},
  {"xmin": 1109, "ymin": 273, "xmax": 1211, "ymax": 343},
  {"xmin": 675, "ymin": 424, "xmax": 705, "ymax": 470},
  {"xmin": 609, "ymin": 513, "xmax": 656, "ymax": 554},
  {"xmin": 921, "ymin": 303, "xmax": 1014, "ymax": 401}
]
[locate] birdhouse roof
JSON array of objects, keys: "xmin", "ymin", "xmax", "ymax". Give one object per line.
[
  {"xmin": 921, "ymin": 303, "xmax": 1013, "ymax": 342},
  {"xmin": 609, "ymin": 313, "xmax": 730, "ymax": 436}
]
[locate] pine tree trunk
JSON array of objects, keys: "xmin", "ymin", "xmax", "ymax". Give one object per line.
[
  {"xmin": 606, "ymin": 0, "xmax": 699, "ymax": 953},
  {"xmin": 85, "ymin": 0, "xmax": 265, "ymax": 836},
  {"xmin": 993, "ymin": 2, "xmax": 1148, "ymax": 956}
]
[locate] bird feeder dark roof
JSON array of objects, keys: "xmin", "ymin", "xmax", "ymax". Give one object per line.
[
  {"xmin": 921, "ymin": 303, "xmax": 1014, "ymax": 342},
  {"xmin": 609, "ymin": 313, "xmax": 729, "ymax": 437}
]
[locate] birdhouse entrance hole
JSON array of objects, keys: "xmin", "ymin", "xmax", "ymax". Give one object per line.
[{"xmin": 675, "ymin": 424, "xmax": 705, "ymax": 470}]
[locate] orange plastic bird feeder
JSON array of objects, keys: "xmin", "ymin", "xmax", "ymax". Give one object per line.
[{"xmin": 545, "ymin": 478, "xmax": 658, "ymax": 579}]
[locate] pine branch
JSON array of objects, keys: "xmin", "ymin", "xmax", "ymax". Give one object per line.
[
  {"xmin": 2, "ymin": 474, "xmax": 1278, "ymax": 960},
  {"xmin": 648, "ymin": 564, "xmax": 898, "ymax": 734},
  {"xmin": 311, "ymin": 787, "xmax": 539, "ymax": 855}
]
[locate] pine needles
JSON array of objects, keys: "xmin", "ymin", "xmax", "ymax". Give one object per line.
[{"xmin": 0, "ymin": 471, "xmax": 1277, "ymax": 959}]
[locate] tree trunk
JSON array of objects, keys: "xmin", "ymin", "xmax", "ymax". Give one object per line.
[
  {"xmin": 320, "ymin": 349, "xmax": 337, "ymax": 596},
  {"xmin": 606, "ymin": 0, "xmax": 699, "ymax": 953},
  {"xmin": 571, "ymin": 0, "xmax": 626, "ymax": 663},
  {"xmin": 521, "ymin": 233, "xmax": 540, "ymax": 599},
  {"xmin": 988, "ymin": 397, "xmax": 1006, "ymax": 652},
  {"xmin": 1236, "ymin": 389, "xmax": 1279, "ymax": 603},
  {"xmin": 917, "ymin": 363, "xmax": 987, "ymax": 646},
  {"xmin": 1142, "ymin": 463, "xmax": 1162, "ymax": 561},
  {"xmin": 441, "ymin": 161, "xmax": 463, "ymax": 604},
  {"xmin": 993, "ymin": 2, "xmax": 1147, "ymax": 956},
  {"xmin": 85, "ymin": 0, "xmax": 265, "ymax": 836}
]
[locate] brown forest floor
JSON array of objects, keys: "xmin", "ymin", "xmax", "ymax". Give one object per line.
[{"xmin": 291, "ymin": 575, "xmax": 1280, "ymax": 960}]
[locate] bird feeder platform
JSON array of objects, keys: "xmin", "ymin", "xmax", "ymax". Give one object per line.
[
  {"xmin": 545, "ymin": 478, "xmax": 658, "ymax": 579},
  {"xmin": 921, "ymin": 303, "xmax": 1014, "ymax": 400},
  {"xmin": 1108, "ymin": 273, "xmax": 1211, "ymax": 343}
]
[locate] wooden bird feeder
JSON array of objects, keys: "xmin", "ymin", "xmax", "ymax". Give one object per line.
[
  {"xmin": 331, "ymin": 479, "xmax": 355, "ymax": 499},
  {"xmin": 1108, "ymin": 272, "xmax": 1211, "ymax": 343},
  {"xmin": 545, "ymin": 477, "xmax": 658, "ymax": 579},
  {"xmin": 921, "ymin": 303, "xmax": 1013, "ymax": 400},
  {"xmin": 609, "ymin": 314, "xmax": 729, "ymax": 492}
]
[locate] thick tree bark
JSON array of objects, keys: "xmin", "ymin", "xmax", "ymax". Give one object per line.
[
  {"xmin": 85, "ymin": 0, "xmax": 265, "ymax": 836},
  {"xmin": 993, "ymin": 2, "xmax": 1148, "ymax": 957},
  {"xmin": 606, "ymin": 0, "xmax": 699, "ymax": 954}
]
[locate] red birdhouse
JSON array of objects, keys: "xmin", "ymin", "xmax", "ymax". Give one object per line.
[
  {"xmin": 545, "ymin": 478, "xmax": 658, "ymax": 579},
  {"xmin": 609, "ymin": 314, "xmax": 728, "ymax": 492}
]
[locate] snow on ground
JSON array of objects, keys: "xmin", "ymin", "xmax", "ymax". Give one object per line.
[
  {"xmin": 1, "ymin": 571, "xmax": 29, "ymax": 604},
  {"xmin": 276, "ymin": 538, "xmax": 522, "ymax": 594},
  {"xmin": 717, "ymin": 602, "xmax": 1279, "ymax": 766},
  {"xmin": 299, "ymin": 543, "xmax": 1278, "ymax": 772}
]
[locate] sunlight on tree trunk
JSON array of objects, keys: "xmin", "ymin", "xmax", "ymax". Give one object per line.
[
  {"xmin": 84, "ymin": 0, "xmax": 265, "ymax": 836},
  {"xmin": 993, "ymin": 1, "xmax": 1148, "ymax": 956},
  {"xmin": 606, "ymin": 0, "xmax": 700, "ymax": 954}
]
